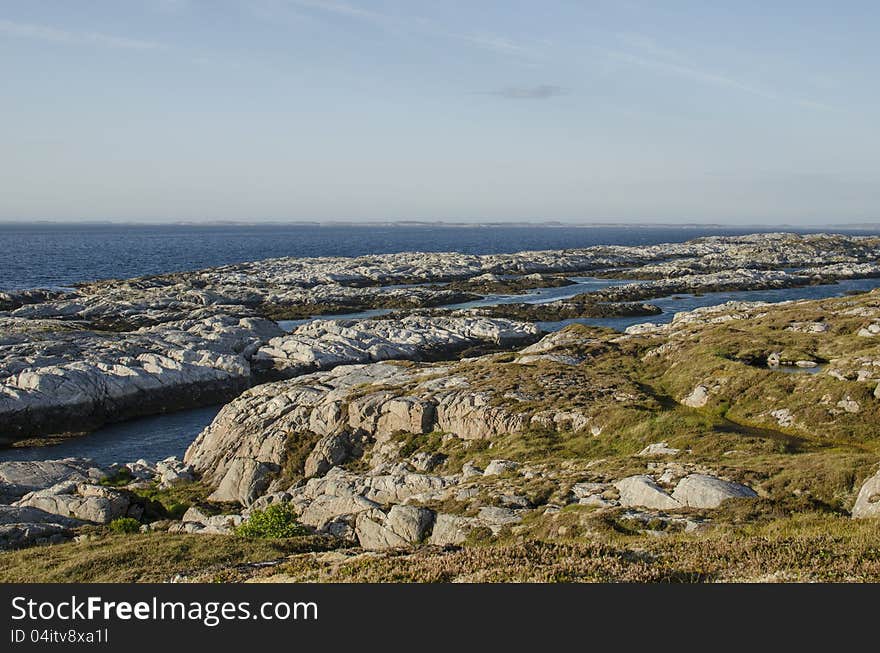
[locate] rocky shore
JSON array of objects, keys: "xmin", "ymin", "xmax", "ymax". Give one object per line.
[
  {"xmin": 3, "ymin": 233, "xmax": 880, "ymax": 581},
  {"xmin": 2, "ymin": 286, "xmax": 880, "ymax": 583},
  {"xmin": 3, "ymin": 232, "xmax": 880, "ymax": 443}
]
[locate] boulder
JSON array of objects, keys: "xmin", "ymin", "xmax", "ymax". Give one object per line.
[
  {"xmin": 570, "ymin": 482, "xmax": 607, "ymax": 499},
  {"xmin": 0, "ymin": 459, "xmax": 107, "ymax": 503},
  {"xmin": 16, "ymin": 483, "xmax": 130, "ymax": 524},
  {"xmin": 0, "ymin": 523, "xmax": 71, "ymax": 550},
  {"xmin": 638, "ymin": 442, "xmax": 681, "ymax": 457},
  {"xmin": 384, "ymin": 505, "xmax": 435, "ymax": 542},
  {"xmin": 410, "ymin": 452, "xmax": 445, "ymax": 472},
  {"xmin": 299, "ymin": 494, "xmax": 382, "ymax": 531},
  {"xmin": 682, "ymin": 385, "xmax": 710, "ymax": 408},
  {"xmin": 483, "ymin": 459, "xmax": 520, "ymax": 476},
  {"xmin": 852, "ymin": 469, "xmax": 880, "ymax": 519},
  {"xmin": 171, "ymin": 509, "xmax": 244, "ymax": 535},
  {"xmin": 476, "ymin": 506, "xmax": 522, "ymax": 531},
  {"xmin": 614, "ymin": 475, "xmax": 681, "ymax": 510},
  {"xmin": 354, "ymin": 505, "xmax": 434, "ymax": 550},
  {"xmin": 671, "ymin": 474, "xmax": 757, "ymax": 508},
  {"xmin": 0, "ymin": 505, "xmax": 85, "ymax": 527},
  {"xmin": 460, "ymin": 462, "xmax": 483, "ymax": 479}
]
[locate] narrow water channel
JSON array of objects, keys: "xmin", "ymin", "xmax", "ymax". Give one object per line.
[{"xmin": 4, "ymin": 276, "xmax": 879, "ymax": 466}]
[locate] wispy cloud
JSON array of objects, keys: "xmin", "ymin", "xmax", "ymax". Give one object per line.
[
  {"xmin": 458, "ymin": 33, "xmax": 534, "ymax": 58},
  {"xmin": 0, "ymin": 19, "xmax": 168, "ymax": 51},
  {"xmin": 286, "ymin": 0, "xmax": 541, "ymax": 62},
  {"xmin": 487, "ymin": 85, "xmax": 567, "ymax": 100},
  {"xmin": 600, "ymin": 34, "xmax": 832, "ymax": 111},
  {"xmin": 288, "ymin": 0, "xmax": 395, "ymax": 24}
]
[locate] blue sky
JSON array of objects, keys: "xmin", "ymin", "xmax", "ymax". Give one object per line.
[{"xmin": 1, "ymin": 1, "xmax": 878, "ymax": 224}]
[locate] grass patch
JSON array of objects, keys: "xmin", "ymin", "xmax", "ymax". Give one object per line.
[
  {"xmin": 128, "ymin": 482, "xmax": 218, "ymax": 521},
  {"xmin": 0, "ymin": 532, "xmax": 340, "ymax": 583}
]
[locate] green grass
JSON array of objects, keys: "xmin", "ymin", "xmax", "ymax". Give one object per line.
[{"xmin": 127, "ymin": 482, "xmax": 219, "ymax": 521}]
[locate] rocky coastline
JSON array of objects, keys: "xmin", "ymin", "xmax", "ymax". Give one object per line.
[{"xmin": 3, "ymin": 232, "xmax": 880, "ymax": 581}]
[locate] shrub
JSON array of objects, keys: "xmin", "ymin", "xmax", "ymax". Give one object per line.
[
  {"xmin": 108, "ymin": 517, "xmax": 141, "ymax": 534},
  {"xmin": 100, "ymin": 469, "xmax": 133, "ymax": 487},
  {"xmin": 235, "ymin": 504, "xmax": 308, "ymax": 539}
]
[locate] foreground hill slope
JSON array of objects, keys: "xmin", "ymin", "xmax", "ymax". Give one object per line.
[{"xmin": 3, "ymin": 288, "xmax": 880, "ymax": 581}]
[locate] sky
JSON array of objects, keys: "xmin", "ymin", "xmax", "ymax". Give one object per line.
[{"xmin": 1, "ymin": 1, "xmax": 878, "ymax": 224}]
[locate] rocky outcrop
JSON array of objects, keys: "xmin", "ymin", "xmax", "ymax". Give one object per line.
[
  {"xmin": 184, "ymin": 346, "xmax": 547, "ymax": 505},
  {"xmin": 0, "ymin": 458, "xmax": 108, "ymax": 503},
  {"xmin": 0, "ymin": 505, "xmax": 85, "ymax": 549},
  {"xmin": 610, "ymin": 473, "xmax": 757, "ymax": 511},
  {"xmin": 252, "ymin": 316, "xmax": 541, "ymax": 377},
  {"xmin": 185, "ymin": 362, "xmax": 418, "ymax": 502},
  {"xmin": 429, "ymin": 514, "xmax": 483, "ymax": 545},
  {"xmin": 5, "ymin": 232, "xmax": 880, "ymax": 444},
  {"xmin": 209, "ymin": 459, "xmax": 275, "ymax": 505},
  {"xmin": 0, "ymin": 315, "xmax": 283, "ymax": 441},
  {"xmin": 16, "ymin": 482, "xmax": 131, "ymax": 524}
]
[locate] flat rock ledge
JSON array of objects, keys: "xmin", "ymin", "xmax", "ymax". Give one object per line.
[{"xmin": 252, "ymin": 315, "xmax": 541, "ymax": 378}]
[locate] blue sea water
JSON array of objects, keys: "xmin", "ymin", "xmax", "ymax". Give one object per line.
[
  {"xmin": 2, "ymin": 223, "xmax": 879, "ymax": 465},
  {"xmin": 0, "ymin": 407, "xmax": 223, "ymax": 467},
  {"xmin": 2, "ymin": 223, "xmax": 878, "ymax": 291}
]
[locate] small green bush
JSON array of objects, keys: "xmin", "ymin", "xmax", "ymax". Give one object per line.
[
  {"xmin": 235, "ymin": 504, "xmax": 308, "ymax": 539},
  {"xmin": 100, "ymin": 469, "xmax": 133, "ymax": 487},
  {"xmin": 109, "ymin": 517, "xmax": 141, "ymax": 534}
]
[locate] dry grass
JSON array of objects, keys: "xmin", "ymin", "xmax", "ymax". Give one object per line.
[
  {"xmin": 254, "ymin": 512, "xmax": 880, "ymax": 583},
  {"xmin": 0, "ymin": 532, "xmax": 339, "ymax": 583}
]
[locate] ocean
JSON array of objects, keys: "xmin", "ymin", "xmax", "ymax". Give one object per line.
[{"xmin": 2, "ymin": 223, "xmax": 877, "ymax": 291}]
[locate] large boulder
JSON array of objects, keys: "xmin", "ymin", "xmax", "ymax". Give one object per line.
[
  {"xmin": 671, "ymin": 474, "xmax": 757, "ymax": 508},
  {"xmin": 354, "ymin": 505, "xmax": 435, "ymax": 550},
  {"xmin": 299, "ymin": 494, "xmax": 382, "ymax": 531},
  {"xmin": 614, "ymin": 475, "xmax": 681, "ymax": 510},
  {"xmin": 483, "ymin": 460, "xmax": 520, "ymax": 476},
  {"xmin": 16, "ymin": 483, "xmax": 129, "ymax": 524},
  {"xmin": 852, "ymin": 469, "xmax": 880, "ymax": 519}
]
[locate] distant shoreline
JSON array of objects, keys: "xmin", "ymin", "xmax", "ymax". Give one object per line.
[{"xmin": 2, "ymin": 220, "xmax": 880, "ymax": 230}]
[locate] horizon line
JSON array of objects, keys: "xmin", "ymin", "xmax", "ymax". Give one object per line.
[{"xmin": 1, "ymin": 219, "xmax": 880, "ymax": 229}]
